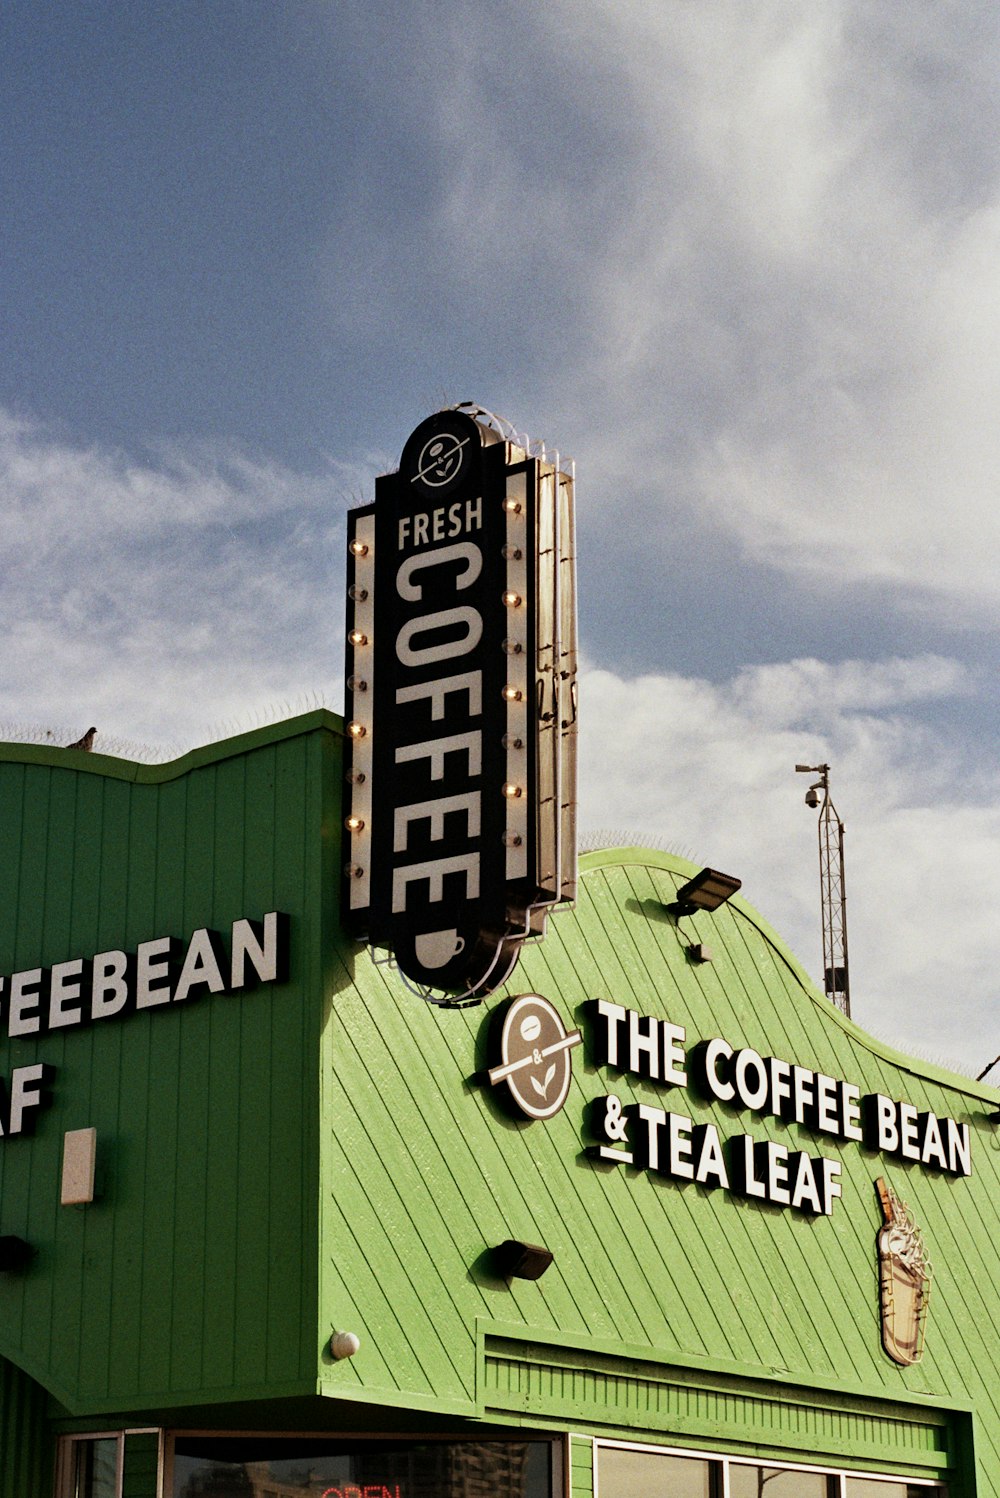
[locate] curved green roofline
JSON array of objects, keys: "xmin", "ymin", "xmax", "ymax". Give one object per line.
[{"xmin": 0, "ymin": 708, "xmax": 342, "ymax": 784}]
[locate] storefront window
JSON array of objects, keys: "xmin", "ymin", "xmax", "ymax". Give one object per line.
[
  {"xmin": 598, "ymin": 1447, "xmax": 712, "ymax": 1498},
  {"xmin": 846, "ymin": 1481, "xmax": 934, "ymax": 1498},
  {"xmin": 172, "ymin": 1436, "xmax": 556, "ymax": 1498},
  {"xmin": 595, "ymin": 1445, "xmax": 945, "ymax": 1498},
  {"xmin": 69, "ymin": 1437, "xmax": 119, "ymax": 1498},
  {"xmin": 730, "ymin": 1467, "xmax": 832, "ymax": 1498}
]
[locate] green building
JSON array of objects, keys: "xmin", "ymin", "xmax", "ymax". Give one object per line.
[{"xmin": 1, "ymin": 712, "xmax": 997, "ymax": 1498}]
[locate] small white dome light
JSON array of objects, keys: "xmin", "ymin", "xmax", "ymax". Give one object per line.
[{"xmin": 330, "ymin": 1330, "xmax": 361, "ymax": 1360}]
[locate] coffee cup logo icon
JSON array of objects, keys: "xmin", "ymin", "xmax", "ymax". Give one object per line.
[
  {"xmin": 875, "ymin": 1177, "xmax": 931, "ymax": 1365},
  {"xmin": 414, "ymin": 431, "xmax": 467, "ymax": 488},
  {"xmin": 414, "ymin": 929, "xmax": 466, "ymax": 969},
  {"xmin": 488, "ymin": 993, "xmax": 582, "ymax": 1121}
]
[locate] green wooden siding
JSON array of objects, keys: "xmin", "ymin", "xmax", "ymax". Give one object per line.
[
  {"xmin": 481, "ymin": 1335, "xmax": 953, "ymax": 1474},
  {"xmin": 121, "ymin": 1431, "xmax": 160, "ymax": 1498},
  {"xmin": 569, "ymin": 1434, "xmax": 595, "ymax": 1498},
  {"xmin": 319, "ymin": 847, "xmax": 1000, "ymax": 1495},
  {"xmin": 0, "ymin": 715, "xmax": 339, "ymax": 1413},
  {"xmin": 0, "ymin": 1353, "xmax": 52, "ymax": 1498}
]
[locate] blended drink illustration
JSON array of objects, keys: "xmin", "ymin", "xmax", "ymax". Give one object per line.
[{"xmin": 876, "ymin": 1177, "xmax": 932, "ymax": 1366}]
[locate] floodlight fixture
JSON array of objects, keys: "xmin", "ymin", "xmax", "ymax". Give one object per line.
[
  {"xmin": 670, "ymin": 867, "xmax": 742, "ymax": 919},
  {"xmin": 0, "ymin": 1236, "xmax": 33, "ymax": 1273},
  {"xmin": 493, "ymin": 1238, "xmax": 554, "ymax": 1280}
]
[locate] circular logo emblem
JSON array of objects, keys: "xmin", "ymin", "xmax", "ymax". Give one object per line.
[
  {"xmin": 414, "ymin": 430, "xmax": 467, "ymax": 488},
  {"xmin": 488, "ymin": 993, "xmax": 582, "ymax": 1120},
  {"xmin": 399, "ymin": 410, "xmax": 481, "ymax": 498}
]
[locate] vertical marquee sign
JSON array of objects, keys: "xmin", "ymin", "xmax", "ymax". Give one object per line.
[{"xmin": 343, "ymin": 406, "xmax": 577, "ymax": 1003}]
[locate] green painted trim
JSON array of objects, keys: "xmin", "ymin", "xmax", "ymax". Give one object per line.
[
  {"xmin": 475, "ymin": 1322, "xmax": 973, "ymax": 1419},
  {"xmin": 1, "ymin": 1335, "xmax": 320, "ymax": 1419},
  {"xmin": 0, "ymin": 709, "xmax": 344, "ymax": 783},
  {"xmin": 578, "ymin": 847, "xmax": 1000, "ymax": 1104},
  {"xmin": 477, "ymin": 1326, "xmax": 959, "ymax": 1477},
  {"xmin": 40, "ymin": 1378, "xmax": 319, "ymax": 1421},
  {"xmin": 587, "ymin": 1431, "xmax": 954, "ymax": 1481},
  {"xmin": 317, "ymin": 1382, "xmax": 478, "ymax": 1420}
]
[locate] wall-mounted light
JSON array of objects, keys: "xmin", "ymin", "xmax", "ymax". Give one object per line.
[
  {"xmin": 0, "ymin": 1236, "xmax": 33, "ymax": 1273},
  {"xmin": 670, "ymin": 867, "xmax": 742, "ymax": 918},
  {"xmin": 492, "ymin": 1239, "xmax": 554, "ymax": 1280},
  {"xmin": 330, "ymin": 1330, "xmax": 361, "ymax": 1359},
  {"xmin": 61, "ymin": 1127, "xmax": 97, "ymax": 1206}
]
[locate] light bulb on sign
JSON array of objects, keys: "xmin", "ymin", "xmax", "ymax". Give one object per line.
[
  {"xmin": 343, "ymin": 863, "xmax": 365, "ymax": 880},
  {"xmin": 502, "ymin": 783, "xmax": 523, "ymax": 799},
  {"xmin": 503, "ymin": 497, "xmax": 521, "ymax": 514},
  {"xmin": 502, "ymin": 543, "xmax": 522, "ymax": 561},
  {"xmin": 502, "ymin": 639, "xmax": 522, "ymax": 655},
  {"xmin": 349, "ymin": 584, "xmax": 368, "ymax": 602},
  {"xmin": 345, "ymin": 816, "xmax": 365, "ymax": 832},
  {"xmin": 501, "ymin": 685, "xmax": 522, "ymax": 702},
  {"xmin": 348, "ymin": 629, "xmax": 367, "ymax": 647},
  {"xmin": 502, "ymin": 591, "xmax": 522, "ymax": 608},
  {"xmin": 348, "ymin": 721, "xmax": 367, "ymax": 739},
  {"xmin": 348, "ymin": 539, "xmax": 369, "ymax": 557}
]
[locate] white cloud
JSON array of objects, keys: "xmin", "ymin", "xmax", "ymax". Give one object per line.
[
  {"xmin": 479, "ymin": 2, "xmax": 1000, "ymax": 626},
  {"xmin": 0, "ymin": 410, "xmax": 377, "ymax": 745}
]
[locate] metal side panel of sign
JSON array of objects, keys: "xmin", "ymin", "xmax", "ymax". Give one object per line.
[
  {"xmin": 558, "ymin": 462, "xmax": 579, "ymax": 903},
  {"xmin": 530, "ymin": 457, "xmax": 578, "ymax": 918}
]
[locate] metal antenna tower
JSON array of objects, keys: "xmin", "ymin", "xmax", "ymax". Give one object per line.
[{"xmin": 795, "ymin": 763, "xmax": 851, "ymax": 1018}]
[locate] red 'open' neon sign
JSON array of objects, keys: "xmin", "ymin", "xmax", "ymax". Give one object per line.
[{"xmin": 321, "ymin": 1486, "xmax": 402, "ymax": 1498}]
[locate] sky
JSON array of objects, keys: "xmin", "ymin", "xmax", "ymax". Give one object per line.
[{"xmin": 3, "ymin": 0, "xmax": 999, "ymax": 1080}]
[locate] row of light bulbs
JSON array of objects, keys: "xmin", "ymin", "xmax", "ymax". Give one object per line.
[{"xmin": 344, "ymin": 501, "xmax": 528, "ymax": 875}]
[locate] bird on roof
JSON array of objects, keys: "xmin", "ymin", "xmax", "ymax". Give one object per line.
[{"xmin": 66, "ymin": 727, "xmax": 97, "ymax": 751}]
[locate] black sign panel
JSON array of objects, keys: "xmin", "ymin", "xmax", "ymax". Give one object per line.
[{"xmin": 344, "ymin": 411, "xmax": 541, "ymax": 999}]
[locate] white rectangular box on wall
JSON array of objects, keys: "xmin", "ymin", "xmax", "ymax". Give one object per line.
[{"xmin": 60, "ymin": 1127, "xmax": 96, "ymax": 1206}]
